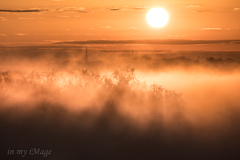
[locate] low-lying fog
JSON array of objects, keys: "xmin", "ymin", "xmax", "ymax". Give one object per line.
[{"xmin": 1, "ymin": 44, "xmax": 240, "ymax": 159}]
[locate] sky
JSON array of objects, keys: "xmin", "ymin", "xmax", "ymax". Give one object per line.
[{"xmin": 0, "ymin": 0, "xmax": 240, "ymax": 43}]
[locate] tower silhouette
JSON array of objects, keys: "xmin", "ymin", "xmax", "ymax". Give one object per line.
[{"xmin": 85, "ymin": 47, "xmax": 88, "ymax": 63}]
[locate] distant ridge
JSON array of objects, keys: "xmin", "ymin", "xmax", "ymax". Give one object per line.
[{"xmin": 56, "ymin": 39, "xmax": 240, "ymax": 45}]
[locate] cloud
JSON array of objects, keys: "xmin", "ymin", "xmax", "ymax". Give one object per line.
[
  {"xmin": 79, "ymin": 10, "xmax": 87, "ymax": 13},
  {"xmin": 201, "ymin": 28, "xmax": 222, "ymax": 31},
  {"xmin": 17, "ymin": 17, "xmax": 35, "ymax": 20},
  {"xmin": 0, "ymin": 9, "xmax": 42, "ymax": 12},
  {"xmin": 78, "ymin": 7, "xmax": 86, "ymax": 10},
  {"xmin": 134, "ymin": 7, "xmax": 144, "ymax": 9},
  {"xmin": 87, "ymin": 34, "xmax": 98, "ymax": 36},
  {"xmin": 0, "ymin": 7, "xmax": 88, "ymax": 14},
  {"xmin": 93, "ymin": 6, "xmax": 150, "ymax": 12},
  {"xmin": 101, "ymin": 26, "xmax": 111, "ymax": 29},
  {"xmin": 0, "ymin": 34, "xmax": 6, "ymax": 36},
  {"xmin": 234, "ymin": 8, "xmax": 240, "ymax": 11},
  {"xmin": 180, "ymin": 5, "xmax": 200, "ymax": 8},
  {"xmin": 128, "ymin": 27, "xmax": 142, "ymax": 30},
  {"xmin": 57, "ymin": 16, "xmax": 69, "ymax": 18},
  {"xmin": 56, "ymin": 39, "xmax": 240, "ymax": 45},
  {"xmin": 0, "ymin": 6, "xmax": 149, "ymax": 15},
  {"xmin": 44, "ymin": 40, "xmax": 62, "ymax": 43},
  {"xmin": 194, "ymin": 10, "xmax": 207, "ymax": 12},
  {"xmin": 110, "ymin": 27, "xmax": 142, "ymax": 31},
  {"xmin": 133, "ymin": 6, "xmax": 149, "ymax": 10},
  {"xmin": 109, "ymin": 8, "xmax": 120, "ymax": 11},
  {"xmin": 14, "ymin": 33, "xmax": 27, "ymax": 36},
  {"xmin": 53, "ymin": 7, "xmax": 87, "ymax": 13}
]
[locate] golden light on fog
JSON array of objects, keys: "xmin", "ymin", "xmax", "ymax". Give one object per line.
[{"xmin": 146, "ymin": 8, "xmax": 169, "ymax": 27}]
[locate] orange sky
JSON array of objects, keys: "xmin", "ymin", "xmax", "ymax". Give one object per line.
[{"xmin": 0, "ymin": 0, "xmax": 240, "ymax": 43}]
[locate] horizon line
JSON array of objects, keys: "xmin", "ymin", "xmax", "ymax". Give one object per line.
[{"xmin": 56, "ymin": 39, "xmax": 240, "ymax": 45}]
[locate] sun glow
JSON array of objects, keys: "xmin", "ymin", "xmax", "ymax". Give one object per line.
[{"xmin": 146, "ymin": 8, "xmax": 169, "ymax": 27}]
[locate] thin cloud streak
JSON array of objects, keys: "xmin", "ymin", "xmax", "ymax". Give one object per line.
[
  {"xmin": 201, "ymin": 28, "xmax": 222, "ymax": 31},
  {"xmin": 179, "ymin": 5, "xmax": 200, "ymax": 8},
  {"xmin": 14, "ymin": 33, "xmax": 27, "ymax": 36},
  {"xmin": 0, "ymin": 9, "xmax": 43, "ymax": 12}
]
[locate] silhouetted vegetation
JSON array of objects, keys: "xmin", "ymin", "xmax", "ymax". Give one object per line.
[{"xmin": 1, "ymin": 46, "xmax": 240, "ymax": 159}]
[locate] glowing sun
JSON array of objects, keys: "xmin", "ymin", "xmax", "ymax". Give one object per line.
[{"xmin": 147, "ymin": 8, "xmax": 169, "ymax": 27}]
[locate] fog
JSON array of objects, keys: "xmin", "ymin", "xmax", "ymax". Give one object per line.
[{"xmin": 0, "ymin": 44, "xmax": 240, "ymax": 159}]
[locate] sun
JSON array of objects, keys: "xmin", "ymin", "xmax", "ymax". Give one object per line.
[{"xmin": 146, "ymin": 8, "xmax": 169, "ymax": 27}]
